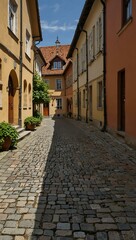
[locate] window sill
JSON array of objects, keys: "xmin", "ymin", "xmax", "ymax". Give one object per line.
[
  {"xmin": 0, "ymin": 81, "xmax": 3, "ymax": 85},
  {"xmin": 25, "ymin": 53, "xmax": 31, "ymax": 62},
  {"xmin": 8, "ymin": 27, "xmax": 19, "ymax": 43},
  {"xmin": 88, "ymin": 58, "xmax": 95, "ymax": 66},
  {"xmin": 117, "ymin": 17, "xmax": 133, "ymax": 36},
  {"xmin": 96, "ymin": 50, "xmax": 103, "ymax": 58}
]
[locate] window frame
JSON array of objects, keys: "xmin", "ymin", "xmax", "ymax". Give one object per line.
[
  {"xmin": 56, "ymin": 98, "xmax": 62, "ymax": 109},
  {"xmin": 52, "ymin": 61, "xmax": 62, "ymax": 70},
  {"xmin": 122, "ymin": 0, "xmax": 132, "ymax": 26},
  {"xmin": 97, "ymin": 81, "xmax": 103, "ymax": 109},
  {"xmin": 8, "ymin": 0, "xmax": 18, "ymax": 35},
  {"xmin": 25, "ymin": 30, "xmax": 31, "ymax": 58},
  {"xmin": 56, "ymin": 79, "xmax": 62, "ymax": 90}
]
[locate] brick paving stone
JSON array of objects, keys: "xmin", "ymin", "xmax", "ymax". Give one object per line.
[
  {"xmin": 57, "ymin": 223, "xmax": 70, "ymax": 230},
  {"xmin": 72, "ymin": 223, "xmax": 80, "ymax": 231},
  {"xmin": 108, "ymin": 231, "xmax": 121, "ymax": 240},
  {"xmin": 15, "ymin": 237, "xmax": 25, "ymax": 240},
  {"xmin": 0, "ymin": 237, "xmax": 13, "ymax": 240},
  {"xmin": 55, "ymin": 230, "xmax": 72, "ymax": 236},
  {"xmin": 0, "ymin": 214, "xmax": 8, "ymax": 220},
  {"xmin": 95, "ymin": 224, "xmax": 118, "ymax": 231},
  {"xmin": 44, "ymin": 229, "xmax": 54, "ymax": 236},
  {"xmin": 73, "ymin": 232, "xmax": 86, "ymax": 238},
  {"xmin": 5, "ymin": 220, "xmax": 18, "ymax": 228},
  {"xmin": 80, "ymin": 223, "xmax": 94, "ymax": 232},
  {"xmin": 2, "ymin": 228, "xmax": 25, "ymax": 235},
  {"xmin": 96, "ymin": 232, "xmax": 108, "ymax": 240},
  {"xmin": 0, "ymin": 118, "xmax": 136, "ymax": 238},
  {"xmin": 122, "ymin": 230, "xmax": 136, "ymax": 240},
  {"xmin": 117, "ymin": 223, "xmax": 131, "ymax": 230},
  {"xmin": 42, "ymin": 223, "xmax": 56, "ymax": 230}
]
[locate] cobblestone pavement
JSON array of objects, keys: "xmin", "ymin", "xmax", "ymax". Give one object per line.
[{"xmin": 0, "ymin": 118, "xmax": 136, "ymax": 240}]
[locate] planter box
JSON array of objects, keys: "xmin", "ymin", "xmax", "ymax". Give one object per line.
[{"xmin": 2, "ymin": 136, "xmax": 12, "ymax": 151}]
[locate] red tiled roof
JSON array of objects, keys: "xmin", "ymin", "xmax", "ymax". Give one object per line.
[{"xmin": 40, "ymin": 45, "xmax": 70, "ymax": 75}]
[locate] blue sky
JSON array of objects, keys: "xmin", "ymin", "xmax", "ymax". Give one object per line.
[{"xmin": 38, "ymin": 0, "xmax": 85, "ymax": 47}]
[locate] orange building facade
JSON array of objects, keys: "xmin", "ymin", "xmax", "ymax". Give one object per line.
[
  {"xmin": 106, "ymin": 0, "xmax": 136, "ymax": 147},
  {"xmin": 40, "ymin": 42, "xmax": 71, "ymax": 118}
]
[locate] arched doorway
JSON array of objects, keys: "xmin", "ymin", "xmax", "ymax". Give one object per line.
[
  {"xmin": 8, "ymin": 70, "xmax": 19, "ymax": 125},
  {"xmin": 8, "ymin": 76, "xmax": 14, "ymax": 124}
]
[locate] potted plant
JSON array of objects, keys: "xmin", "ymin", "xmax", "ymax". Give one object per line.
[
  {"xmin": 24, "ymin": 116, "xmax": 38, "ymax": 130},
  {"xmin": 33, "ymin": 110, "xmax": 43, "ymax": 126},
  {"xmin": 0, "ymin": 122, "xmax": 19, "ymax": 151}
]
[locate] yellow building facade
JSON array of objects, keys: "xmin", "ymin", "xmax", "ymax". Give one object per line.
[
  {"xmin": 0, "ymin": 0, "xmax": 42, "ymax": 127},
  {"xmin": 68, "ymin": 0, "xmax": 104, "ymax": 128}
]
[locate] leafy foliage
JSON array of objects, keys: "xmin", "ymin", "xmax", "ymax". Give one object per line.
[
  {"xmin": 0, "ymin": 122, "xmax": 18, "ymax": 150},
  {"xmin": 33, "ymin": 110, "xmax": 43, "ymax": 121},
  {"xmin": 33, "ymin": 73, "xmax": 50, "ymax": 104},
  {"xmin": 24, "ymin": 116, "xmax": 39, "ymax": 126}
]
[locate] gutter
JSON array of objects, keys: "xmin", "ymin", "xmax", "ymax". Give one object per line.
[
  {"xmin": 19, "ymin": 0, "xmax": 23, "ymax": 127},
  {"xmin": 75, "ymin": 48, "xmax": 80, "ymax": 120},
  {"xmin": 82, "ymin": 30, "xmax": 89, "ymax": 124},
  {"xmin": 100, "ymin": 0, "xmax": 107, "ymax": 132}
]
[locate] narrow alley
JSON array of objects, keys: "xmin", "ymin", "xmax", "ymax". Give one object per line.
[{"xmin": 0, "ymin": 118, "xmax": 136, "ymax": 240}]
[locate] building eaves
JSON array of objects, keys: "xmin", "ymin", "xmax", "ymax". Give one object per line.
[
  {"xmin": 67, "ymin": 0, "xmax": 95, "ymax": 58},
  {"xmin": 28, "ymin": 0, "xmax": 42, "ymax": 42}
]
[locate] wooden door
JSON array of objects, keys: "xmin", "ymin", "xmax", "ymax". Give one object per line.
[
  {"xmin": 43, "ymin": 103, "xmax": 49, "ymax": 116},
  {"xmin": 8, "ymin": 76, "xmax": 14, "ymax": 124},
  {"xmin": 118, "ymin": 70, "xmax": 125, "ymax": 131}
]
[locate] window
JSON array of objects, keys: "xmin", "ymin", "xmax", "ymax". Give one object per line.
[
  {"xmin": 98, "ymin": 81, "xmax": 103, "ymax": 108},
  {"xmin": 88, "ymin": 26, "xmax": 95, "ymax": 63},
  {"xmin": 23, "ymin": 80, "xmax": 27, "ymax": 108},
  {"xmin": 28, "ymin": 83, "xmax": 31, "ymax": 108},
  {"xmin": 123, "ymin": 0, "xmax": 132, "ymax": 24},
  {"xmin": 74, "ymin": 92, "xmax": 77, "ymax": 106},
  {"xmin": 56, "ymin": 98, "xmax": 62, "ymax": 109},
  {"xmin": 73, "ymin": 58, "xmax": 77, "ymax": 81},
  {"xmin": 83, "ymin": 89, "xmax": 86, "ymax": 108},
  {"xmin": 56, "ymin": 79, "xmax": 62, "ymax": 90},
  {"xmin": 96, "ymin": 14, "xmax": 103, "ymax": 53},
  {"xmin": 53, "ymin": 61, "xmax": 62, "ymax": 69},
  {"xmin": 8, "ymin": 0, "xmax": 17, "ymax": 35},
  {"xmin": 26, "ymin": 30, "xmax": 31, "ymax": 58},
  {"xmin": 82, "ymin": 43, "xmax": 86, "ymax": 72}
]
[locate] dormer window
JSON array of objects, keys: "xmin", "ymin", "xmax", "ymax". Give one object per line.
[{"xmin": 53, "ymin": 60, "xmax": 62, "ymax": 69}]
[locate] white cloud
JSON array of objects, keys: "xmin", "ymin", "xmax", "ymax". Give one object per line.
[
  {"xmin": 41, "ymin": 21, "xmax": 76, "ymax": 32},
  {"xmin": 53, "ymin": 3, "xmax": 60, "ymax": 13}
]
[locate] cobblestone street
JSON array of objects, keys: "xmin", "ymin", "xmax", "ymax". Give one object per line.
[{"xmin": 0, "ymin": 118, "xmax": 136, "ymax": 240}]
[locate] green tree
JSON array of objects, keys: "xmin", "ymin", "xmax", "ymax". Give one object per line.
[{"xmin": 33, "ymin": 72, "xmax": 50, "ymax": 104}]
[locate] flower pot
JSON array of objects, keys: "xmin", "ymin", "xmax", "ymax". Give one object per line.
[
  {"xmin": 2, "ymin": 136, "xmax": 12, "ymax": 151},
  {"xmin": 26, "ymin": 123, "xmax": 36, "ymax": 131}
]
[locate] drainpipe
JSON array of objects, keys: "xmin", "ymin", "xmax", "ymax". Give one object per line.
[
  {"xmin": 19, "ymin": 0, "xmax": 23, "ymax": 127},
  {"xmin": 75, "ymin": 48, "xmax": 80, "ymax": 120},
  {"xmin": 82, "ymin": 29, "xmax": 89, "ymax": 123},
  {"xmin": 100, "ymin": 0, "xmax": 107, "ymax": 132}
]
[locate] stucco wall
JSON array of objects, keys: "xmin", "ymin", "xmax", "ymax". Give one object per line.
[{"xmin": 106, "ymin": 0, "xmax": 136, "ymax": 145}]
